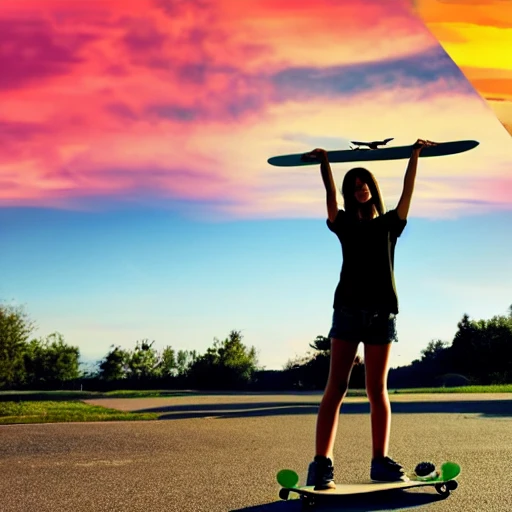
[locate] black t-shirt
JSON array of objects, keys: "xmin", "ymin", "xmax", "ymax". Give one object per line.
[{"xmin": 326, "ymin": 209, "xmax": 407, "ymax": 314}]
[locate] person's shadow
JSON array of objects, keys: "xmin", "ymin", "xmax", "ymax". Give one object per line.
[{"xmin": 232, "ymin": 487, "xmax": 448, "ymax": 511}]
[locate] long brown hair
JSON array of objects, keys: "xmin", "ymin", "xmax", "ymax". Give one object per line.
[{"xmin": 341, "ymin": 167, "xmax": 385, "ymax": 219}]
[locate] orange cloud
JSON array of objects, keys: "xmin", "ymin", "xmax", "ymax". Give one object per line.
[{"xmin": 414, "ymin": 0, "xmax": 512, "ymax": 135}]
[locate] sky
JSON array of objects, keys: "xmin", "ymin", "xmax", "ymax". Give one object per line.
[
  {"xmin": 415, "ymin": 0, "xmax": 512, "ymax": 135},
  {"xmin": 0, "ymin": 0, "xmax": 511, "ymax": 373}
]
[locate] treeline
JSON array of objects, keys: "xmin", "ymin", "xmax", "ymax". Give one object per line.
[
  {"xmin": 388, "ymin": 310, "xmax": 512, "ymax": 388},
  {"xmin": 93, "ymin": 331, "xmax": 258, "ymax": 391},
  {"xmin": 0, "ymin": 306, "xmax": 80, "ymax": 389},
  {"xmin": 0, "ymin": 302, "xmax": 511, "ymax": 391},
  {"xmin": 285, "ymin": 308, "xmax": 512, "ymax": 390},
  {"xmin": 0, "ymin": 303, "xmax": 260, "ymax": 391}
]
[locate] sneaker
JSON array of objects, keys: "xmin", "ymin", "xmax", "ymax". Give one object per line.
[
  {"xmin": 370, "ymin": 456, "xmax": 408, "ymax": 482},
  {"xmin": 307, "ymin": 455, "xmax": 336, "ymax": 490}
]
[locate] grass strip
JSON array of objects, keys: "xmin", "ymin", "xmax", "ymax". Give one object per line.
[
  {"xmin": 0, "ymin": 400, "xmax": 158, "ymax": 425},
  {"xmin": 390, "ymin": 385, "xmax": 512, "ymax": 394},
  {"xmin": 0, "ymin": 390, "xmax": 200, "ymax": 402}
]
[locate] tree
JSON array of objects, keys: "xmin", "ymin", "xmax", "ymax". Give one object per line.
[
  {"xmin": 449, "ymin": 312, "xmax": 512, "ymax": 384},
  {"xmin": 98, "ymin": 346, "xmax": 130, "ymax": 381},
  {"xmin": 474, "ymin": 314, "xmax": 512, "ymax": 384},
  {"xmin": 309, "ymin": 335, "xmax": 330, "ymax": 352},
  {"xmin": 158, "ymin": 346, "xmax": 177, "ymax": 378},
  {"xmin": 127, "ymin": 339, "xmax": 160, "ymax": 380},
  {"xmin": 450, "ymin": 313, "xmax": 479, "ymax": 378},
  {"xmin": 0, "ymin": 303, "xmax": 35, "ymax": 389},
  {"xmin": 217, "ymin": 330, "xmax": 259, "ymax": 383},
  {"xmin": 176, "ymin": 349, "xmax": 197, "ymax": 377},
  {"xmin": 408, "ymin": 339, "xmax": 452, "ymax": 387},
  {"xmin": 421, "ymin": 339, "xmax": 449, "ymax": 363},
  {"xmin": 284, "ymin": 335, "xmax": 365, "ymax": 390},
  {"xmin": 188, "ymin": 330, "xmax": 259, "ymax": 389},
  {"xmin": 24, "ymin": 332, "xmax": 80, "ymax": 386}
]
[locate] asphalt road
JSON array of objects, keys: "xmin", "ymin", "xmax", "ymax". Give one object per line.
[{"xmin": 0, "ymin": 393, "xmax": 511, "ymax": 512}]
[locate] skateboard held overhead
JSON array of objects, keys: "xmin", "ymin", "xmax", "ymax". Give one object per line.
[{"xmin": 267, "ymin": 139, "xmax": 479, "ymax": 167}]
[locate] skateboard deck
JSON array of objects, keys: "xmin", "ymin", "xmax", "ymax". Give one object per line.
[
  {"xmin": 277, "ymin": 461, "xmax": 460, "ymax": 509},
  {"xmin": 267, "ymin": 140, "xmax": 479, "ymax": 167}
]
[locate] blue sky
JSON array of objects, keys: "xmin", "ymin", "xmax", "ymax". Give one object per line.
[{"xmin": 1, "ymin": 205, "xmax": 510, "ymax": 371}]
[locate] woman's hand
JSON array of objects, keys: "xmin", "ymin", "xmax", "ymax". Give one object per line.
[
  {"xmin": 301, "ymin": 148, "xmax": 328, "ymax": 162},
  {"xmin": 412, "ymin": 139, "xmax": 437, "ymax": 154}
]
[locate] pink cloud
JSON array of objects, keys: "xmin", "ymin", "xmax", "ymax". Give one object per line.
[
  {"xmin": 472, "ymin": 176, "xmax": 512, "ymax": 205},
  {"xmin": 0, "ymin": 120, "xmax": 43, "ymax": 140},
  {"xmin": 1, "ymin": 0, "xmax": 506, "ymax": 218},
  {"xmin": 0, "ymin": 18, "xmax": 95, "ymax": 90}
]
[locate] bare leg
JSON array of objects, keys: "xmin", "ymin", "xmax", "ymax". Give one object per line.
[
  {"xmin": 315, "ymin": 338, "xmax": 360, "ymax": 458},
  {"xmin": 364, "ymin": 342, "xmax": 392, "ymax": 459}
]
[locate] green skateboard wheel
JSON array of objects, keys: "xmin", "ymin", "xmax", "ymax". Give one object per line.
[
  {"xmin": 277, "ymin": 469, "xmax": 299, "ymax": 488},
  {"xmin": 440, "ymin": 462, "xmax": 460, "ymax": 481}
]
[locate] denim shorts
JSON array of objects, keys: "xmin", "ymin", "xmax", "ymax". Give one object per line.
[{"xmin": 328, "ymin": 306, "xmax": 398, "ymax": 345}]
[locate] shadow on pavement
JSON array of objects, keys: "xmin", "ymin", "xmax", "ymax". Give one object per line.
[
  {"xmin": 232, "ymin": 488, "xmax": 447, "ymax": 511},
  {"xmin": 133, "ymin": 399, "xmax": 512, "ymax": 420}
]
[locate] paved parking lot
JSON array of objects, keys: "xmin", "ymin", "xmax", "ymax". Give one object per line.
[{"xmin": 0, "ymin": 393, "xmax": 511, "ymax": 511}]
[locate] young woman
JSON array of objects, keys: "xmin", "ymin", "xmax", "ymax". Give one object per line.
[{"xmin": 304, "ymin": 139, "xmax": 436, "ymax": 490}]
